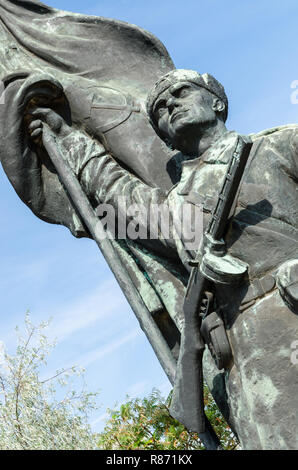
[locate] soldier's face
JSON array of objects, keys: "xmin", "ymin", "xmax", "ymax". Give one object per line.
[{"xmin": 153, "ymin": 82, "xmax": 217, "ymax": 144}]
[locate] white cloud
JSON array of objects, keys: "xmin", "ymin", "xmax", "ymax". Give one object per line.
[
  {"xmin": 126, "ymin": 380, "xmax": 148, "ymax": 398},
  {"xmin": 77, "ymin": 328, "xmax": 140, "ymax": 368},
  {"xmin": 47, "ymin": 279, "xmax": 128, "ymax": 342},
  {"xmin": 0, "ymin": 256, "xmax": 55, "ymax": 292}
]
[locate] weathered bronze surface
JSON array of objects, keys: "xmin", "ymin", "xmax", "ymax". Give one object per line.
[{"xmin": 0, "ymin": 1, "xmax": 297, "ymax": 450}]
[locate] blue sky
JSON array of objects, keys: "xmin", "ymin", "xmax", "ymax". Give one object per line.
[{"xmin": 0, "ymin": 0, "xmax": 297, "ymax": 431}]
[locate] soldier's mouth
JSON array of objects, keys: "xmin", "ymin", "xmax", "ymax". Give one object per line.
[{"xmin": 170, "ymin": 110, "xmax": 188, "ymax": 123}]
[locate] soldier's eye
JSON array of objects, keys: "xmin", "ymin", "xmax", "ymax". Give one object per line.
[{"xmin": 176, "ymin": 87, "xmax": 190, "ymax": 98}]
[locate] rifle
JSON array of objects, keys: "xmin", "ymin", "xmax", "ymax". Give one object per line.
[{"xmin": 170, "ymin": 134, "xmax": 252, "ymax": 436}]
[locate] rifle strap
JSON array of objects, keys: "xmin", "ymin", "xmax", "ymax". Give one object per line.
[{"xmin": 239, "ymin": 272, "xmax": 277, "ymax": 311}]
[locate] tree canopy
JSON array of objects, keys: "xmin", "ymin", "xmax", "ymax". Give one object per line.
[{"xmin": 0, "ymin": 313, "xmax": 239, "ymax": 450}]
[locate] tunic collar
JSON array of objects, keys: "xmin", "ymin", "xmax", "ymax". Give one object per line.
[{"xmin": 180, "ymin": 130, "xmax": 239, "ymax": 170}]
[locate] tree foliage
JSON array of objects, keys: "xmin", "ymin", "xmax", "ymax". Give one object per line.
[
  {"xmin": 0, "ymin": 313, "xmax": 238, "ymax": 450},
  {"xmin": 98, "ymin": 387, "xmax": 239, "ymax": 450},
  {"xmin": 0, "ymin": 313, "xmax": 99, "ymax": 450}
]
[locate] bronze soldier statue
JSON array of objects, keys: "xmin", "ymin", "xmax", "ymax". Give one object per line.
[{"xmin": 0, "ymin": 1, "xmax": 297, "ymax": 450}]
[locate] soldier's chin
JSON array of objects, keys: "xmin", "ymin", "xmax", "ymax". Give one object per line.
[
  {"xmin": 171, "ymin": 117, "xmax": 192, "ymax": 135},
  {"xmin": 172, "ymin": 117, "xmax": 204, "ymax": 142}
]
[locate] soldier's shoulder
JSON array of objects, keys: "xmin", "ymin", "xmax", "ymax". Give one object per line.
[
  {"xmin": 250, "ymin": 124, "xmax": 298, "ymax": 143},
  {"xmin": 249, "ymin": 124, "xmax": 298, "ymax": 155}
]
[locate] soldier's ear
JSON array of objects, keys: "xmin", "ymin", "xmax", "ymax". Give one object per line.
[{"xmin": 212, "ymin": 98, "xmax": 225, "ymax": 115}]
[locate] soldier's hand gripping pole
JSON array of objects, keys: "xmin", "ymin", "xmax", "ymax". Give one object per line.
[{"xmin": 170, "ymin": 135, "xmax": 253, "ymax": 440}]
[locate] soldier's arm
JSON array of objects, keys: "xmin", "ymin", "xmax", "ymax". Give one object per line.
[
  {"xmin": 28, "ymin": 108, "xmax": 176, "ymax": 253},
  {"xmin": 79, "ymin": 142, "xmax": 177, "ymax": 255},
  {"xmin": 80, "ymin": 150, "xmax": 164, "ymax": 215}
]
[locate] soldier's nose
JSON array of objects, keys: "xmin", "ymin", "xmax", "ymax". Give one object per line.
[{"xmin": 167, "ymin": 96, "xmax": 178, "ymax": 113}]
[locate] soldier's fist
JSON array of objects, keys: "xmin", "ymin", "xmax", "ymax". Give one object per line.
[{"xmin": 27, "ymin": 107, "xmax": 71, "ymax": 145}]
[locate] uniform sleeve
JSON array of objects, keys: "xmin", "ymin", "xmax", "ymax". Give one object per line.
[
  {"xmin": 60, "ymin": 130, "xmax": 107, "ymax": 177},
  {"xmin": 61, "ymin": 129, "xmax": 165, "ymax": 211},
  {"xmin": 80, "ymin": 151, "xmax": 164, "ymax": 210},
  {"xmin": 78, "ymin": 139, "xmax": 177, "ymax": 254}
]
